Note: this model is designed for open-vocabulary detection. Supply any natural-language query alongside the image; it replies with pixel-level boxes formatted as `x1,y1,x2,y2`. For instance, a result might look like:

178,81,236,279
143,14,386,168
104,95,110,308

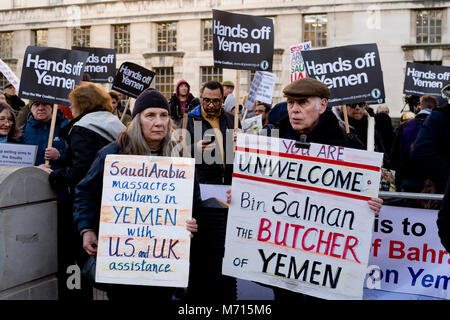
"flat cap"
222,80,235,87
283,77,330,100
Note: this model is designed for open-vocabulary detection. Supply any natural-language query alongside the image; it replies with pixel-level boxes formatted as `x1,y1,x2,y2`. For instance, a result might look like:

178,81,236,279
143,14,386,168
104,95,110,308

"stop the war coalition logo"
18,46,88,106
212,10,274,71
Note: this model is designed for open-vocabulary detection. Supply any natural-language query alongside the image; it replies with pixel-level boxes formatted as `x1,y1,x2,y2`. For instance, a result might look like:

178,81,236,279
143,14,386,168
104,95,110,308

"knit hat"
131,88,170,119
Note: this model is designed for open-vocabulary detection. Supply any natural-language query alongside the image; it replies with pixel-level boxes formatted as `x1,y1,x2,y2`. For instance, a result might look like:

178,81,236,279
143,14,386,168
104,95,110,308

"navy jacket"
73,142,202,234
438,175,450,252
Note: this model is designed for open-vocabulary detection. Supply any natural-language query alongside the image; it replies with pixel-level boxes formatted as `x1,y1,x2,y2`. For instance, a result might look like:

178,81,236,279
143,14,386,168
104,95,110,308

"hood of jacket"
74,111,126,142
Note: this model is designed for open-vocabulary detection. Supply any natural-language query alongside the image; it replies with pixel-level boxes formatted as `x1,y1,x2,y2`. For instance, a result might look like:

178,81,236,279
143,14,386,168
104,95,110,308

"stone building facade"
0,0,449,116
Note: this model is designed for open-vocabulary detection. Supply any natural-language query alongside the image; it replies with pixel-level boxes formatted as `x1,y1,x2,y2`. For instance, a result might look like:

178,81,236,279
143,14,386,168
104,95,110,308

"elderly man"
19,100,68,167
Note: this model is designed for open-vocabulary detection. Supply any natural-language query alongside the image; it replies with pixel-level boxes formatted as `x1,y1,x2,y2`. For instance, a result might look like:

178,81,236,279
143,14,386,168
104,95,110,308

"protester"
109,91,131,126
18,101,68,167
182,80,240,185
72,88,198,300
3,83,25,113
376,105,390,114
391,95,438,193
169,79,200,123
254,101,271,127
116,91,132,117
38,82,126,300
374,111,395,156
438,175,450,252
410,85,450,195
0,102,21,143
222,80,234,100
230,77,383,302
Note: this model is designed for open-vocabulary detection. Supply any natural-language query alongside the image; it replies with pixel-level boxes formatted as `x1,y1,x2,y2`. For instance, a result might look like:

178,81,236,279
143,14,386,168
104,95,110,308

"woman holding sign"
73,88,199,300
0,102,21,143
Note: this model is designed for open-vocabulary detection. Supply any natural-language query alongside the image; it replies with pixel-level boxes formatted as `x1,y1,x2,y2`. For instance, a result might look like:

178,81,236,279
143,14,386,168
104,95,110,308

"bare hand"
44,147,60,161
82,231,98,256
226,188,231,204
37,163,53,174
196,139,216,152
186,218,198,238
368,197,383,217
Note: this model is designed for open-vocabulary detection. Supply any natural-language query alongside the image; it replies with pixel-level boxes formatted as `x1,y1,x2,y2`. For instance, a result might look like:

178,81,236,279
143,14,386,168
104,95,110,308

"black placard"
111,62,156,98
403,62,450,97
72,46,116,83
301,43,385,107
212,9,274,71
18,46,88,106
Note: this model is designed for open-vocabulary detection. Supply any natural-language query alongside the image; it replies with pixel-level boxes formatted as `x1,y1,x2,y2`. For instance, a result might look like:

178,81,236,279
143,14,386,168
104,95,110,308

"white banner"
365,205,449,300
223,133,383,300
0,143,37,166
0,59,20,91
96,154,195,287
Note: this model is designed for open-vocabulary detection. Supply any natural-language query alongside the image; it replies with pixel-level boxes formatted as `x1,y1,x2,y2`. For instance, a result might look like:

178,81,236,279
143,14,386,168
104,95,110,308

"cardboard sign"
18,46,88,106
0,143,37,166
301,43,385,107
289,41,312,82
0,59,20,90
403,62,450,97
365,205,449,300
244,71,276,116
112,62,155,98
223,133,383,300
72,46,116,83
212,9,274,71
96,154,195,287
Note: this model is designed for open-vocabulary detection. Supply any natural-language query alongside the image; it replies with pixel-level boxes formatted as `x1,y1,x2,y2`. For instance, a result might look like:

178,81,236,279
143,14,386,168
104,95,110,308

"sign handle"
121,97,131,122
181,109,189,156
233,71,241,149
367,116,375,151
45,105,59,166
342,105,350,134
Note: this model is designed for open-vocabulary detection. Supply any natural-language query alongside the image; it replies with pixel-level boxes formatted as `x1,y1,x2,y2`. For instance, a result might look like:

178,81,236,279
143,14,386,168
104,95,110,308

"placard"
95,154,195,287
0,143,37,166
289,41,312,82
0,58,20,90
212,9,274,71
223,133,383,300
18,46,88,106
244,71,276,115
403,62,450,97
301,43,385,107
112,62,156,98
72,46,116,83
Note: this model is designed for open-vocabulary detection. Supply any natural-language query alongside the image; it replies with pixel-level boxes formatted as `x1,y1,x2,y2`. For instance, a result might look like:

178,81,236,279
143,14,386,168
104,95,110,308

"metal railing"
379,191,444,201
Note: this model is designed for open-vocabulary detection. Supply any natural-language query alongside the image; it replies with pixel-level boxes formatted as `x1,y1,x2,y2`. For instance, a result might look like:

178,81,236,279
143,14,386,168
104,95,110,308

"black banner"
212,9,274,71
301,43,385,107
72,46,116,83
18,46,88,106
403,62,450,97
111,62,155,98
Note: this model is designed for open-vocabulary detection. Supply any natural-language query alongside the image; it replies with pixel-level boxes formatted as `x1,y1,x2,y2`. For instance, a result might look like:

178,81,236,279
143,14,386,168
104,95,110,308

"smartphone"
204,133,216,144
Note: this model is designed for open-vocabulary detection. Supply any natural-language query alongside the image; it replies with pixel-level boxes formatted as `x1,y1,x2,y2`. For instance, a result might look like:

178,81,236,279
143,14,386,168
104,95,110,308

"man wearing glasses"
182,80,239,185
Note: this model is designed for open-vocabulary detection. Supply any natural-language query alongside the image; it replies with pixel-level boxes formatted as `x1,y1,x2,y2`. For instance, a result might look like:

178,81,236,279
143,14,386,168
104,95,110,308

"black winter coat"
169,93,200,121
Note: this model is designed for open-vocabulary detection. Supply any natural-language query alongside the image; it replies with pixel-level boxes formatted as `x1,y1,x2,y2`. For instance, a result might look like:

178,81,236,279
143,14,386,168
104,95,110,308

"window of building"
416,9,442,44
202,19,213,51
0,32,13,59
200,66,223,86
303,14,327,47
157,22,177,52
32,29,48,47
72,26,91,47
113,24,130,54
154,67,174,99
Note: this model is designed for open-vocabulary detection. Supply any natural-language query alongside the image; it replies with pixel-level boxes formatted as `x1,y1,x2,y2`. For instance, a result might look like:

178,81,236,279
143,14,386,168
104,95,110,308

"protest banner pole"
45,105,59,166
181,110,189,156
342,105,350,134
367,116,375,151
121,97,131,122
234,70,241,131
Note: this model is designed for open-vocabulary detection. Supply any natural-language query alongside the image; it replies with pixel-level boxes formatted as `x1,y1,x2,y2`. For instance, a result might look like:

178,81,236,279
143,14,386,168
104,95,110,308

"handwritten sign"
96,154,195,287
365,206,450,300
0,143,37,166
244,71,276,116
289,41,311,82
222,133,383,300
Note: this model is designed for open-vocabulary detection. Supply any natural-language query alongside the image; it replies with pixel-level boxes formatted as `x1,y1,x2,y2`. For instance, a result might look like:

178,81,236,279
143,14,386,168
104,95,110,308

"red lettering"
290,223,305,249
342,235,361,263
388,240,405,259
329,232,345,259
275,221,288,246
302,228,317,251
257,218,272,242
316,229,333,255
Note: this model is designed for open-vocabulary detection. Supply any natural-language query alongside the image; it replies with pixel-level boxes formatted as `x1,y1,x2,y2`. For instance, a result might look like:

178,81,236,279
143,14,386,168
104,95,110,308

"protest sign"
244,71,276,117
365,205,449,300
242,114,263,134
95,154,195,287
223,133,383,300
18,46,88,106
72,46,116,83
289,41,312,82
403,62,450,97
212,10,274,71
112,62,155,98
0,59,20,90
301,43,385,107
0,143,37,166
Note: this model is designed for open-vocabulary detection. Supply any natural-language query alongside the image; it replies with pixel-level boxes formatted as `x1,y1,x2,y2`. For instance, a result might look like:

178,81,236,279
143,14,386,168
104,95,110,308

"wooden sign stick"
342,105,350,134
120,97,131,122
45,105,59,166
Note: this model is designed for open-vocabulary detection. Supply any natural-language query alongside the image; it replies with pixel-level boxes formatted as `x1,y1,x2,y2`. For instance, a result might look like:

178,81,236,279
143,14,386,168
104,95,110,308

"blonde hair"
69,82,113,115
117,115,182,157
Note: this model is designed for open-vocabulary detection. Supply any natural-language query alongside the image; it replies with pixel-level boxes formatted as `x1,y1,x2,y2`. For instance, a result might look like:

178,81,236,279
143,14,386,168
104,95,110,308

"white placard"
0,143,37,166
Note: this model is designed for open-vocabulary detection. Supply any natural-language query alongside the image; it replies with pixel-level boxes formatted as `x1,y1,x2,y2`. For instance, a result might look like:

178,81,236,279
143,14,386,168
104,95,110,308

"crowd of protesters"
0,74,449,301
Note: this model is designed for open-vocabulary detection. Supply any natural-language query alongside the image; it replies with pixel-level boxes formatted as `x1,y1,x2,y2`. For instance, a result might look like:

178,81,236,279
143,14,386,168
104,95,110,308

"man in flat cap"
222,80,235,100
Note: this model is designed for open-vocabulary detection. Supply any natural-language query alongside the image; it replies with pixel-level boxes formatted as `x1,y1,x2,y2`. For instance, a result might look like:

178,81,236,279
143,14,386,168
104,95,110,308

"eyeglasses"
0,118,13,124
202,97,222,105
